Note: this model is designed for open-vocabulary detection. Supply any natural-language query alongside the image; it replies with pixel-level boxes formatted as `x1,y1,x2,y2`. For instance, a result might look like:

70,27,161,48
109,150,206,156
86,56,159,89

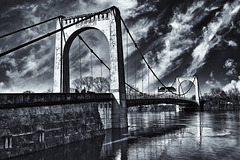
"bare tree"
23,90,34,93
46,87,53,93
83,76,94,91
72,77,83,90
72,76,109,93
93,77,110,93
210,87,223,97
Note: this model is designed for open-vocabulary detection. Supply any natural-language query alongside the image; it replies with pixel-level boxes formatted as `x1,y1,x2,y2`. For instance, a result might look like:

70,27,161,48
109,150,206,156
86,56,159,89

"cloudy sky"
0,0,240,95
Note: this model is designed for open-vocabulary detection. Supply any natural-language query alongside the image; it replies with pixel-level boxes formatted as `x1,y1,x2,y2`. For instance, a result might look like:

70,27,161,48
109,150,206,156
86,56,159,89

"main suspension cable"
126,29,129,93
147,65,149,94
199,87,203,99
142,63,143,93
78,37,82,90
180,82,185,97
77,35,110,71
125,83,142,94
0,16,63,39
170,78,176,87
120,17,167,88
59,18,67,43
178,77,196,96
120,16,191,96
77,34,141,94
0,6,114,58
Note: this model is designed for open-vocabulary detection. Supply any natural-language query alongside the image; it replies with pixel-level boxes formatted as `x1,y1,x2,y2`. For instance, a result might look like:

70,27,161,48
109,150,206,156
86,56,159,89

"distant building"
158,87,176,93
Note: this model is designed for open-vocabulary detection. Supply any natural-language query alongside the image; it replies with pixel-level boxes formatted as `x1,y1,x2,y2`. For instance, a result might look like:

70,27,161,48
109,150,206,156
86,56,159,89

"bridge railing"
0,93,113,108
126,92,196,102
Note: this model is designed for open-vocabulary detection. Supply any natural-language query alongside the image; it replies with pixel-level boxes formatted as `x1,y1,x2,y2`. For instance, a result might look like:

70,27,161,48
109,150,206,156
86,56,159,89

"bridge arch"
62,27,109,92
53,6,127,128
176,76,200,105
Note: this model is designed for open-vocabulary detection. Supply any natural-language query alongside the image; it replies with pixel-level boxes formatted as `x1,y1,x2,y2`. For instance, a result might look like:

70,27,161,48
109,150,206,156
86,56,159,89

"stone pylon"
53,6,127,128
176,76,200,105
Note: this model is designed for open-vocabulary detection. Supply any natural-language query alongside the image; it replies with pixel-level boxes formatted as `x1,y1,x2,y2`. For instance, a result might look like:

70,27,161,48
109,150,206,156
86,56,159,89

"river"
12,111,240,160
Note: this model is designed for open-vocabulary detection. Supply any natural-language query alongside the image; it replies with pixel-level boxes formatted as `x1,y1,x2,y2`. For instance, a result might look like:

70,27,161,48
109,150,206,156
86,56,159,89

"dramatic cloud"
227,40,238,47
205,71,221,88
155,1,203,78
185,0,240,76
0,82,4,89
76,0,138,19
223,77,240,93
223,59,237,76
224,59,236,68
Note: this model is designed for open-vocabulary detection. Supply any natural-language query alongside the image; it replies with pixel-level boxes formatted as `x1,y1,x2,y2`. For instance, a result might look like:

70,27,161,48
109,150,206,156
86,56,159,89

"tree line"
72,76,110,93
202,87,240,110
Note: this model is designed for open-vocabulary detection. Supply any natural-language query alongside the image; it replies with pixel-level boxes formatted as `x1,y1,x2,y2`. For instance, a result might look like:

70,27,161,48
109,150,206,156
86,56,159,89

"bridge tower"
53,6,127,128
176,76,200,105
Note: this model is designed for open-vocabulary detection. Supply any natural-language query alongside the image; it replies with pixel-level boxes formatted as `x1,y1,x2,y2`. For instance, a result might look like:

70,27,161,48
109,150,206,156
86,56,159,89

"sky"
0,0,240,95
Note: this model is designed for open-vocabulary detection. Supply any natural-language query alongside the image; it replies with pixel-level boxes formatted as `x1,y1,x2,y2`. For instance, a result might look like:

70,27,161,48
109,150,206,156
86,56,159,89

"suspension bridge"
0,6,203,127
0,6,205,158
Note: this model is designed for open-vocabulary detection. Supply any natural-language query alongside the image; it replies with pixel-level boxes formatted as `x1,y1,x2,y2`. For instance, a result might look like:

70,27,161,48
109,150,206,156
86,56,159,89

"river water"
12,111,240,160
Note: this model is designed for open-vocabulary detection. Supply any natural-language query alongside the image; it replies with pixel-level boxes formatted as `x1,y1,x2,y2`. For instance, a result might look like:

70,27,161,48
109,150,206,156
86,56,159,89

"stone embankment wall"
0,93,112,160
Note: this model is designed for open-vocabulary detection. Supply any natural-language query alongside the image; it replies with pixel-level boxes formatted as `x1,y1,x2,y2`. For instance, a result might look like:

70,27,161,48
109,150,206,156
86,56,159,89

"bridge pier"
0,93,108,160
98,98,127,129
98,102,112,129
111,98,127,128
176,76,200,106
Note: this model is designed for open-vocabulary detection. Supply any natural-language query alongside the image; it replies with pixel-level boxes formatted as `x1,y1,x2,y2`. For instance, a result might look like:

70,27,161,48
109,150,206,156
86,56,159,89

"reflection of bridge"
0,6,202,159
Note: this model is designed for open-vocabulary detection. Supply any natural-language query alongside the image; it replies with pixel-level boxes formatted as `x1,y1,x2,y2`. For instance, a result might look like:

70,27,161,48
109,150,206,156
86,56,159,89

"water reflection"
99,129,128,160
11,111,240,160
12,136,105,160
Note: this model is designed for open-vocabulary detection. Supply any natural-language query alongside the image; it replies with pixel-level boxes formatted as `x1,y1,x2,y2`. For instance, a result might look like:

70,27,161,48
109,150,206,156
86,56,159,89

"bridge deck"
0,93,199,109
0,93,113,108
126,94,199,107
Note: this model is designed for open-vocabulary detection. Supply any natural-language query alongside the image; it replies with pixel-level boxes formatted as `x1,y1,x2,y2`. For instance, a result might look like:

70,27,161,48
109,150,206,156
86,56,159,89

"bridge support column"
176,105,180,112
53,17,65,93
176,76,200,106
110,7,127,128
53,7,127,129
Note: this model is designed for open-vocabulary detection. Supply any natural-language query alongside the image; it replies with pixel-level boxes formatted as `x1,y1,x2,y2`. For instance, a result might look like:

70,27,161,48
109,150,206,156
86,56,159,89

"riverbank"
203,103,240,111
202,97,240,111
